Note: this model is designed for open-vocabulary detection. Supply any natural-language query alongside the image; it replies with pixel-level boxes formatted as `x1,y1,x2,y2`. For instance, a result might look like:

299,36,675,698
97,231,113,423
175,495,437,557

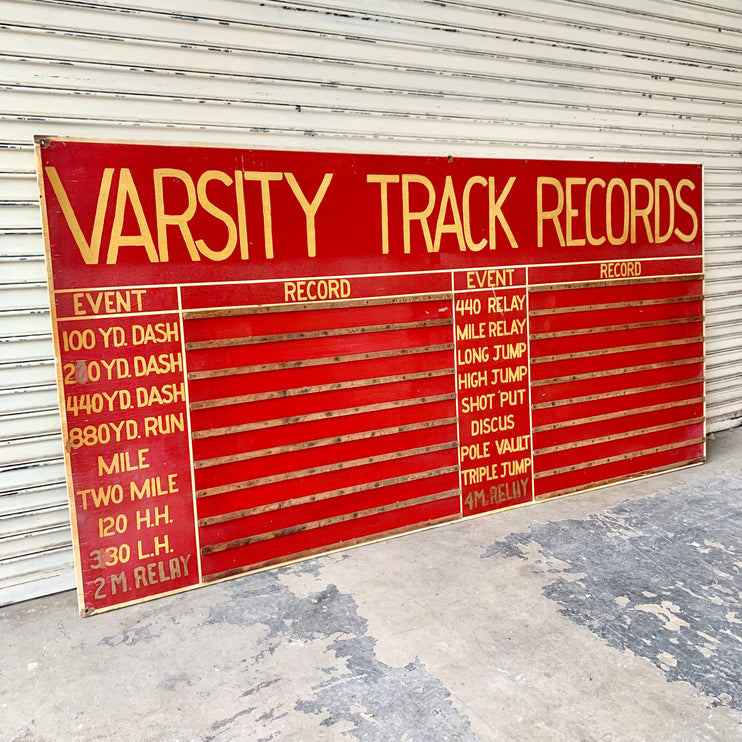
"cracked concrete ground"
3,427,741,741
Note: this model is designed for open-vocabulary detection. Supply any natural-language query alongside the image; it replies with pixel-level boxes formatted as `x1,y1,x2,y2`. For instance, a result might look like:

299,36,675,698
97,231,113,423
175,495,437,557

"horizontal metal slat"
5,117,742,170
0,434,64,468
0,232,45,259
22,0,740,78
705,303,742,327
704,203,742,221
705,244,742,262
6,55,742,129
0,522,72,561
580,0,742,24
0,547,75,607
0,201,41,231
705,353,742,383
288,0,742,47
0,333,54,365
0,409,61,439
0,361,56,391
0,283,51,313
5,0,742,95
7,107,742,164
6,81,742,149
0,144,36,174
0,483,68,518
0,255,47,284
0,504,71,540
4,53,742,151
0,310,52,338
0,458,66,493
0,172,39,201
707,406,742,431
706,375,742,399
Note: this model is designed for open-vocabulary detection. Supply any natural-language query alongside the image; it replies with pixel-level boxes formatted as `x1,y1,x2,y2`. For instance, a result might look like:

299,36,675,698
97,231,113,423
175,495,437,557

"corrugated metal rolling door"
1,0,741,604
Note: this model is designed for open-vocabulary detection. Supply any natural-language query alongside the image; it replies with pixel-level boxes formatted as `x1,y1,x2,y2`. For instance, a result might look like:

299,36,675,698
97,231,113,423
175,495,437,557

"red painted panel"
529,299,704,335
531,361,704,406
530,341,704,382
190,375,456,434
199,471,460,550
531,381,704,429
528,257,703,285
188,348,455,405
534,440,705,499
200,496,460,579
530,320,704,359
192,398,456,463
528,278,703,312
453,267,527,291
185,324,454,373
196,447,460,522
55,286,179,319
36,137,704,613
38,140,703,291
181,272,453,310
183,299,451,343
534,421,704,475
193,423,460,494
54,312,199,613
454,287,532,516
532,399,705,451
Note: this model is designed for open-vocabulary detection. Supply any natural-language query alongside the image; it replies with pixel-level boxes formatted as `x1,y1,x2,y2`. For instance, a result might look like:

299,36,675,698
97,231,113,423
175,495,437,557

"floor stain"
482,474,742,711
205,562,477,741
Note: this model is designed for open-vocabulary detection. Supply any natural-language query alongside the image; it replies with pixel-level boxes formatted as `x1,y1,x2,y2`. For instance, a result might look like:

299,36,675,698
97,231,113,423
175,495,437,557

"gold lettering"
433,175,465,252
654,178,674,243
488,176,518,248
153,169,198,262
585,178,606,246
402,174,435,253
537,177,565,247
565,177,586,246
195,170,238,261
367,174,399,254
234,169,249,259
45,166,114,265
674,179,698,243
606,178,629,246
462,176,487,251
284,172,333,258
243,171,283,259
109,169,158,264
631,178,654,243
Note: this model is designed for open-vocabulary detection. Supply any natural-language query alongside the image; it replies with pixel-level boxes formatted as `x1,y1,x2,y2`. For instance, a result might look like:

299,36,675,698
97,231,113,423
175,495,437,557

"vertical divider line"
525,266,536,502
450,270,464,517
178,286,203,583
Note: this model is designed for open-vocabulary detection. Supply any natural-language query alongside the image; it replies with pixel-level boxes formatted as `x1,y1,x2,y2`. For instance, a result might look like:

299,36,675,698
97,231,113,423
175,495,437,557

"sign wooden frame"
35,137,705,614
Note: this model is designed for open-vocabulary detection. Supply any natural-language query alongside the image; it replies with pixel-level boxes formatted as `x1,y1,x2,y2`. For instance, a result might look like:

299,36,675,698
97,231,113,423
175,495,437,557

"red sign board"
36,138,705,614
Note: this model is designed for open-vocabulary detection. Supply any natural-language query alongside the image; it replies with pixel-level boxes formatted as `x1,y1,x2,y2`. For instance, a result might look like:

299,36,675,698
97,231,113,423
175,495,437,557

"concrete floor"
3,427,741,742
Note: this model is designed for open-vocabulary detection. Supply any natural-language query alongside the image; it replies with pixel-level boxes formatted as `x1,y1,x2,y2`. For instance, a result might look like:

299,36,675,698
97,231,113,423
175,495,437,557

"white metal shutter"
1,0,741,604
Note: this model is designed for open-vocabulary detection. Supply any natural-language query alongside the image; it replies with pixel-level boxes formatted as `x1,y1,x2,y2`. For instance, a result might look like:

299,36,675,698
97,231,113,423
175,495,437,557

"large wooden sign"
35,138,705,614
